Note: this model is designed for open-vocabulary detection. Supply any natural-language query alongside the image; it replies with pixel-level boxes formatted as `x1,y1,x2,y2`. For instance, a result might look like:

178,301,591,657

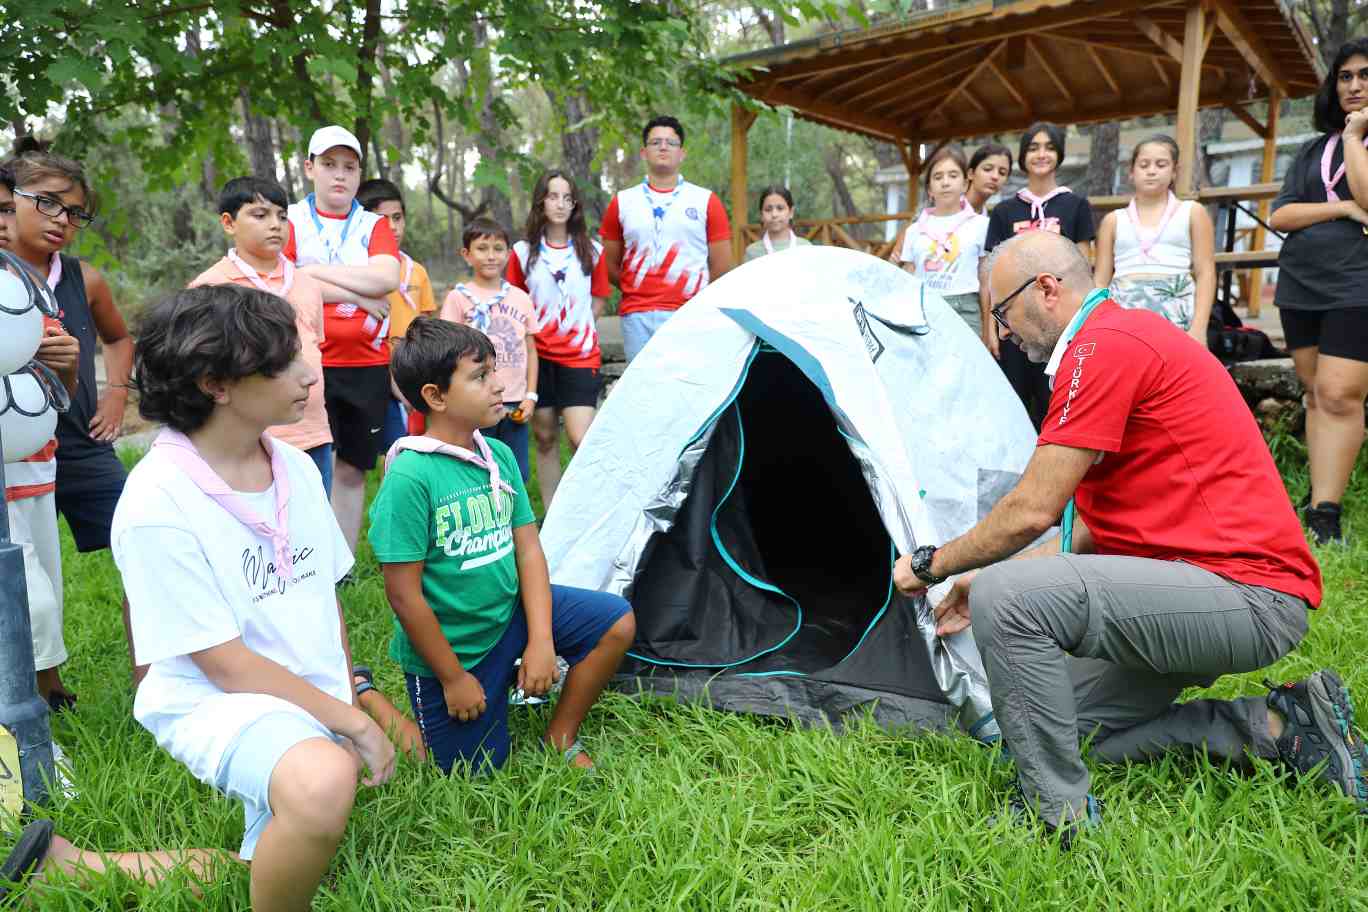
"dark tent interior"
627,350,895,677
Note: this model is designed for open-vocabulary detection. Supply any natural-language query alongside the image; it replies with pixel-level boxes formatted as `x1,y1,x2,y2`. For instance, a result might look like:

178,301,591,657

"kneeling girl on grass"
368,316,635,774
1,285,405,910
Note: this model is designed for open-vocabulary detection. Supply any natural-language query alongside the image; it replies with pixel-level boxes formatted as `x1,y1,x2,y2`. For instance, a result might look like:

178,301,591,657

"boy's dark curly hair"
392,315,495,415
134,284,299,433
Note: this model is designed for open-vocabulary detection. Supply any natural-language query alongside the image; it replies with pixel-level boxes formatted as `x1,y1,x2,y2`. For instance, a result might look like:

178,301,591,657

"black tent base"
611,671,955,733
621,349,954,723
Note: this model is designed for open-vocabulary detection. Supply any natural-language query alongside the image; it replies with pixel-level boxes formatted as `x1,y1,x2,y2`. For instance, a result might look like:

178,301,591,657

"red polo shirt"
1038,301,1321,607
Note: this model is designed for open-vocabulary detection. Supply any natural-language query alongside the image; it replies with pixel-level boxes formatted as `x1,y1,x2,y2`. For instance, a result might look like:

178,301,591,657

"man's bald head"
986,230,1094,296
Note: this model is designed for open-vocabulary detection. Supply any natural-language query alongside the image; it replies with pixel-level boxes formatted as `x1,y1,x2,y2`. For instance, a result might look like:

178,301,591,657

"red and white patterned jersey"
600,178,731,316
507,239,611,368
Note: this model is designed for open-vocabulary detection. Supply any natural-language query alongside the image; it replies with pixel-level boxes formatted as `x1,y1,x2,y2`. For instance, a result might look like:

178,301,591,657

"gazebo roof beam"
736,0,1165,87
761,82,908,143
1134,14,1184,62
866,63,999,116
1226,102,1270,138
842,45,985,109
1207,0,1290,95
910,41,1005,132
1085,43,1122,97
1049,32,1233,77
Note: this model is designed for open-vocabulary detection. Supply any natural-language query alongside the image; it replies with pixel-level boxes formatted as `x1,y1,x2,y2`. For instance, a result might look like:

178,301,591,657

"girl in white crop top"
1094,134,1215,342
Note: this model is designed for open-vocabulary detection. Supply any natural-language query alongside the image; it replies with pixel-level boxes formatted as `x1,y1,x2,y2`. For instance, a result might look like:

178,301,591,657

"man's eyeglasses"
13,188,95,229
645,138,681,149
990,274,1061,332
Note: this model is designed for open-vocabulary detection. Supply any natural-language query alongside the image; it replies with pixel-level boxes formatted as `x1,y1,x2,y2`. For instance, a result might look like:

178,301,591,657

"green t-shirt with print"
366,439,536,677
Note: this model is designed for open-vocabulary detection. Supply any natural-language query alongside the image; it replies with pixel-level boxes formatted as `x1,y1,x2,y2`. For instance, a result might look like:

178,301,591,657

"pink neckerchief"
1321,133,1368,202
396,252,416,313
227,248,294,296
1126,192,1182,259
912,198,976,253
762,230,797,254
153,428,294,582
384,433,515,499
45,253,61,291
1017,186,1071,223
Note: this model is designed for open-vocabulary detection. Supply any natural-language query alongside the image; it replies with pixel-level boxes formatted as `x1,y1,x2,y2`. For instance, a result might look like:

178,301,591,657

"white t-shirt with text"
112,441,354,785
898,211,990,297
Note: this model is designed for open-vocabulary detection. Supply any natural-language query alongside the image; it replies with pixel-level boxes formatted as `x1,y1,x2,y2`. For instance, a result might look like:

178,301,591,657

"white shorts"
6,492,67,671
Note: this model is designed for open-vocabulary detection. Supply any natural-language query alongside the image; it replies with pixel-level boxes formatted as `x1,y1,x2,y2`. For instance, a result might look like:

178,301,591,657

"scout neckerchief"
762,230,798,255
45,252,61,291
453,281,509,333
384,434,515,507
911,198,976,258
1017,186,1071,224
153,428,295,582
1055,287,1111,555
227,248,294,297
1321,133,1368,202
1125,192,1181,260
642,176,685,246
305,193,360,264
537,238,577,324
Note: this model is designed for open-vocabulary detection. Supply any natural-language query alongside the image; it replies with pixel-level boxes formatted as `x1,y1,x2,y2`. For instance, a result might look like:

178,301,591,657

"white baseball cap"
307,125,363,158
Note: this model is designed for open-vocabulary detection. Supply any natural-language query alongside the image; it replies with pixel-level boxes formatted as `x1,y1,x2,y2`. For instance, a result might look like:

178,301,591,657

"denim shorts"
212,711,339,860
405,584,630,775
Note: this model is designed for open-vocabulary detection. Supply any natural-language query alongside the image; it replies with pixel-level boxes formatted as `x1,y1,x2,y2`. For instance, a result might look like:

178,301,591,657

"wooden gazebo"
725,0,1324,288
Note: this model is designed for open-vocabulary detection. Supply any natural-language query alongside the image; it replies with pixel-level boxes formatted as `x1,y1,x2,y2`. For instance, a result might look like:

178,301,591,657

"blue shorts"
381,398,408,452
306,443,334,497
483,405,531,482
212,711,340,861
620,310,674,362
54,448,128,552
405,584,630,774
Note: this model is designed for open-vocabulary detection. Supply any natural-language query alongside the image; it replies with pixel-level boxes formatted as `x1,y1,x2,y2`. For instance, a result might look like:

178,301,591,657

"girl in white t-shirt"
1094,134,1216,343
0,285,410,907
897,144,990,334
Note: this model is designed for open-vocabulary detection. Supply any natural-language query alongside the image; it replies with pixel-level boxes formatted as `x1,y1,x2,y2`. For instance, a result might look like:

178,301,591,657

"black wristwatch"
910,545,946,585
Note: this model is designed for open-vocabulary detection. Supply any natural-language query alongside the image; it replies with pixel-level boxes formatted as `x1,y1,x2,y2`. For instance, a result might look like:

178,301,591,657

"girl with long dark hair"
506,168,610,509
965,143,1013,214
1269,37,1368,544
744,185,811,261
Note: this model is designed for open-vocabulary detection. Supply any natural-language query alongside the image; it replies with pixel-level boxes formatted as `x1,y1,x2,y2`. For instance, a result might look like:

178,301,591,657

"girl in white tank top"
1094,135,1216,341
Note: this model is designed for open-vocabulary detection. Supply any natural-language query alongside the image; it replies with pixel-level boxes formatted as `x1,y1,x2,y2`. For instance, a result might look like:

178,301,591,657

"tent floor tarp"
617,349,951,728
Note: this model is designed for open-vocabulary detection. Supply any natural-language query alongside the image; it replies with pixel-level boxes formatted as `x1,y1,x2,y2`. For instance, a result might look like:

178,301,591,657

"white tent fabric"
542,246,1039,726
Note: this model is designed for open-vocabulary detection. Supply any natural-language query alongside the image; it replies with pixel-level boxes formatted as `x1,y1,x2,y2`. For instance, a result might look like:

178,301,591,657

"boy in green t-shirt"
367,316,634,773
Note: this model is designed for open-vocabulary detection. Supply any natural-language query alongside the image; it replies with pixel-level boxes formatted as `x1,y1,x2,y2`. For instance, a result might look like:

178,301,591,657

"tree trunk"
1083,122,1120,197
825,145,862,238
352,0,383,175
1194,107,1226,190
240,88,277,179
554,89,605,222
279,120,299,199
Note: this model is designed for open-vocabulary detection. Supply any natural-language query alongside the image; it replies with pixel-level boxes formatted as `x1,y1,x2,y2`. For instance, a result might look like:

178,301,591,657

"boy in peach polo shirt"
438,217,537,481
189,176,335,492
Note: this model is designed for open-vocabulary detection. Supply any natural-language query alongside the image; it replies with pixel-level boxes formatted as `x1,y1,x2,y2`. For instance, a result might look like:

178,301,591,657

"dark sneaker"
992,787,1102,849
1267,670,1368,806
1304,501,1344,546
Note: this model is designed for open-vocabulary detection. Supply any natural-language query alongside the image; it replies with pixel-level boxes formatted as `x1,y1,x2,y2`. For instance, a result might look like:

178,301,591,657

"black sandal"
0,819,54,901
352,665,375,698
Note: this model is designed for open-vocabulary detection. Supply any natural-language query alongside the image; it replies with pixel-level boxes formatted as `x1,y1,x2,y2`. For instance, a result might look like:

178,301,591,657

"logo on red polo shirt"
1059,344,1096,425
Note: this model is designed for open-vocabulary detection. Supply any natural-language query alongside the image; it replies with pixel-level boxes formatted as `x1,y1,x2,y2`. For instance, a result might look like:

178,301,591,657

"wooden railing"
741,183,1284,314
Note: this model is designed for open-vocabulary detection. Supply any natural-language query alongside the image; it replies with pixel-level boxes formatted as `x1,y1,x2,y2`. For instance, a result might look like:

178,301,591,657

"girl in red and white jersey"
506,169,611,509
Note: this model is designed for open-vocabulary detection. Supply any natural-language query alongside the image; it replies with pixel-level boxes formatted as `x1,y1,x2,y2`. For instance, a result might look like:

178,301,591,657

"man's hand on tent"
932,574,976,636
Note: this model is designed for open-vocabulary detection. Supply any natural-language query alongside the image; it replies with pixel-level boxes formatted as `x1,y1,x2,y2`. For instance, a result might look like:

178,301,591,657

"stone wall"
1230,358,1368,429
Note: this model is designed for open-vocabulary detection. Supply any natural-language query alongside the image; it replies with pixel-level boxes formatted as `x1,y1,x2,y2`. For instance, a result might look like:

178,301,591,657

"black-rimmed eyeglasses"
13,188,95,228
990,274,1061,332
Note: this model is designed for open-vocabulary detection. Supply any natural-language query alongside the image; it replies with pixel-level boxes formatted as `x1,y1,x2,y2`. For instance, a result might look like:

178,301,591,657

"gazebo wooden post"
899,143,922,213
1174,2,1207,196
1247,90,1281,317
730,103,758,264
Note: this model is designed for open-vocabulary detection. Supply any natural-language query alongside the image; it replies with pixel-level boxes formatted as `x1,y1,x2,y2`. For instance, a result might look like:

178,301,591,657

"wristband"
526,392,539,403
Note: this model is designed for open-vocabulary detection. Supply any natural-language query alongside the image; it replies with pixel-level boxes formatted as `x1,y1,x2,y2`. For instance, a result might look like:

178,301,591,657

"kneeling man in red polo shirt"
895,230,1363,841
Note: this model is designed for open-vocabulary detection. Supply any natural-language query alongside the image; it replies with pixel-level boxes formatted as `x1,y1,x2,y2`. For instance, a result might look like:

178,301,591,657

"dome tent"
541,246,1038,734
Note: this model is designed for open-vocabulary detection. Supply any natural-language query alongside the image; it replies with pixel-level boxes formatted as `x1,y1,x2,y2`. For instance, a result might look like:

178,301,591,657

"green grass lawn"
11,433,1368,910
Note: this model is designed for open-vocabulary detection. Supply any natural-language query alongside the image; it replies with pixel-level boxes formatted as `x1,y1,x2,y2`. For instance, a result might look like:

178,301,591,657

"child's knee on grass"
268,739,358,841
603,610,636,653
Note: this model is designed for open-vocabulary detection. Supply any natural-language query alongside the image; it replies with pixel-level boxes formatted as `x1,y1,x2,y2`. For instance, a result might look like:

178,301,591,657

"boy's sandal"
560,740,597,776
352,665,375,698
0,819,54,901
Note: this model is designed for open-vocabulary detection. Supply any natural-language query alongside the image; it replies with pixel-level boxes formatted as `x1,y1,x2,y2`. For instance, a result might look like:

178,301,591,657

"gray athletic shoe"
1267,670,1368,806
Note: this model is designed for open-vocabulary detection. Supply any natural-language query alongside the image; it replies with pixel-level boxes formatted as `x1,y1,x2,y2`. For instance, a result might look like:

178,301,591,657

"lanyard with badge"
1055,287,1110,554
305,193,360,264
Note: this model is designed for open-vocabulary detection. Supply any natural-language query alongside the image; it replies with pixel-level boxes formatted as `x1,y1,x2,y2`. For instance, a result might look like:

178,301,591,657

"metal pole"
0,260,56,814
